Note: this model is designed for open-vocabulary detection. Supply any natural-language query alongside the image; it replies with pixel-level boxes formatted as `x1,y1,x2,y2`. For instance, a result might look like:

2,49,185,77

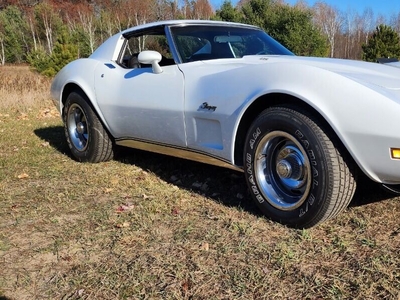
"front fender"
51,58,113,133
233,62,400,183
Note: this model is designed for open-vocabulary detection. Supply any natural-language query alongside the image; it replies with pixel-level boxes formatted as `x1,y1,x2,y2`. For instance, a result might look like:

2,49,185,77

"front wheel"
64,91,114,163
244,106,356,228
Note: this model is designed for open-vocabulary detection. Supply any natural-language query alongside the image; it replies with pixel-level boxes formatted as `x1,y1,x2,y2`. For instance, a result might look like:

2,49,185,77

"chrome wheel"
64,91,114,162
245,107,356,227
254,131,311,211
67,103,89,151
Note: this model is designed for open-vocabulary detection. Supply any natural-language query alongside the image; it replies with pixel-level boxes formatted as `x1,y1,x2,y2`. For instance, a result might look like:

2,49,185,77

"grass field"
0,65,399,299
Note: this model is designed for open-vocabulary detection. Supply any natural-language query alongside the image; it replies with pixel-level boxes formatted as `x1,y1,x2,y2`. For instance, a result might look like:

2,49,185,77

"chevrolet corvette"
51,20,400,228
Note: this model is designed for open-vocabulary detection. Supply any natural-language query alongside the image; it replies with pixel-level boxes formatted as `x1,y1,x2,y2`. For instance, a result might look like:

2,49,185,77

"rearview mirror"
214,35,243,43
138,50,163,74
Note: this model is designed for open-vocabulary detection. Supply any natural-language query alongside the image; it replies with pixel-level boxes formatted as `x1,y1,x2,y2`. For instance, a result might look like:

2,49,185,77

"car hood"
243,55,400,90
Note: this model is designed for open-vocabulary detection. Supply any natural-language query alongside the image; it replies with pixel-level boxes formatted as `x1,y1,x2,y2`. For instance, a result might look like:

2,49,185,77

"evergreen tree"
0,6,28,63
214,1,242,22
362,24,400,62
26,46,52,74
28,30,78,76
71,25,94,58
240,0,328,56
50,31,79,73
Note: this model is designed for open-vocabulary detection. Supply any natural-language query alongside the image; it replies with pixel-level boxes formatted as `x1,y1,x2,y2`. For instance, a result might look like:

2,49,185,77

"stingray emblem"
200,102,217,111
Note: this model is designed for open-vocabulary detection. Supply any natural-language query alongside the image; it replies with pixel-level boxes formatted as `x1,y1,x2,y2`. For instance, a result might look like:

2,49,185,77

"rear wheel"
244,106,356,228
64,91,114,163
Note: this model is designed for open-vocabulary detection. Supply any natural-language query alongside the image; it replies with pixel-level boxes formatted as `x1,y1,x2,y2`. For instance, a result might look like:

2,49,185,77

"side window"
120,34,175,69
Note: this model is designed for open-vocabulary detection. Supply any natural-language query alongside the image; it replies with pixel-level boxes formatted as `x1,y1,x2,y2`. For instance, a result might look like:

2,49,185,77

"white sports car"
51,20,400,228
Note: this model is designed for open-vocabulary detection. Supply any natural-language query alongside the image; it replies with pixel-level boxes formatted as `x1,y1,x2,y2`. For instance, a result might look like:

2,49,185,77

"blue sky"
210,0,400,18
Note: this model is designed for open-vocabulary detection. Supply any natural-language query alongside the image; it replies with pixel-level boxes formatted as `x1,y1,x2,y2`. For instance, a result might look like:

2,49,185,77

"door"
94,62,186,147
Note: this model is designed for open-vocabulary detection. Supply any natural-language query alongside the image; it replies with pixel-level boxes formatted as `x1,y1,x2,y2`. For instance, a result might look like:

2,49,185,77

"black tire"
63,90,114,163
244,106,356,228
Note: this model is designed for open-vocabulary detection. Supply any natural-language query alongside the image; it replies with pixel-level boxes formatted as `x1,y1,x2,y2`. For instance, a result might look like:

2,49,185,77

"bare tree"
293,0,308,10
34,2,58,54
376,14,388,27
183,0,213,19
389,12,400,35
313,2,342,58
0,13,5,65
0,36,5,65
27,13,38,51
193,0,213,19
362,8,374,43
340,7,377,60
78,8,96,54
154,0,181,20
343,8,357,59
98,10,115,42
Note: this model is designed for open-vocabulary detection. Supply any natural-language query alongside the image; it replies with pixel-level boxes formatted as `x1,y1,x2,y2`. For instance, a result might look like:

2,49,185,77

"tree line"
1,0,400,75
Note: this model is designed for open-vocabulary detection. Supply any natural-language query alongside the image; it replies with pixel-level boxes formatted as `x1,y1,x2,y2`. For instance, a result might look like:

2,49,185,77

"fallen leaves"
142,193,153,200
104,187,114,194
10,204,20,210
115,221,130,228
9,141,30,153
191,181,209,192
0,108,57,124
200,242,210,251
63,289,85,299
236,193,244,199
0,113,10,124
115,203,135,213
17,112,29,121
171,207,179,215
113,194,157,229
114,203,134,228
17,173,29,179
38,107,59,119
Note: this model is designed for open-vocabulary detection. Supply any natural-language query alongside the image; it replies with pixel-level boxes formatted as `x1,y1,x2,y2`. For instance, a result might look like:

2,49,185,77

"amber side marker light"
391,148,400,159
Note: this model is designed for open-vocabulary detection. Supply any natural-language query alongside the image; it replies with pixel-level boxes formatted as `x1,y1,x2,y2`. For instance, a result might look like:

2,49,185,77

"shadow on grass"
32,125,396,215
32,125,261,216
116,147,263,217
34,125,71,158
349,173,397,208
114,147,395,213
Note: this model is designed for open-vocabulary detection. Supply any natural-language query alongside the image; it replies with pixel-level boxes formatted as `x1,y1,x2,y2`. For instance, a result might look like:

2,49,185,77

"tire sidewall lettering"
244,111,325,223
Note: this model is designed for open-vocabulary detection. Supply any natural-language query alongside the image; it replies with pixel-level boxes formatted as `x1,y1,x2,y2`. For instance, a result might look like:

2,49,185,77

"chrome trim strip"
116,138,243,172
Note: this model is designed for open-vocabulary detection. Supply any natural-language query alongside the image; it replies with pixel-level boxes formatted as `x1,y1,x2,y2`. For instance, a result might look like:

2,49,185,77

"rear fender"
51,58,113,133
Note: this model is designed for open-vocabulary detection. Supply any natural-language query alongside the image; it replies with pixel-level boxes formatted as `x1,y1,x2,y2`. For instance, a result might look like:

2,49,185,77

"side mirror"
138,50,163,74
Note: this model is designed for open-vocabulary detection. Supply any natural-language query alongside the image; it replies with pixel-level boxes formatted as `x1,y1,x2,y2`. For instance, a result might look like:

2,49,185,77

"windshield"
170,25,294,63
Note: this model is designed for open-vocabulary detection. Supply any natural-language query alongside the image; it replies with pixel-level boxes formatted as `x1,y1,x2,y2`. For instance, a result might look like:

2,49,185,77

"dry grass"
0,65,52,111
0,65,399,299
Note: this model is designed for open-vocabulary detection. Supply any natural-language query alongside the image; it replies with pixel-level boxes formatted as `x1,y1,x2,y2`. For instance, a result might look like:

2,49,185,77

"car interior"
118,24,292,68
119,28,175,69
